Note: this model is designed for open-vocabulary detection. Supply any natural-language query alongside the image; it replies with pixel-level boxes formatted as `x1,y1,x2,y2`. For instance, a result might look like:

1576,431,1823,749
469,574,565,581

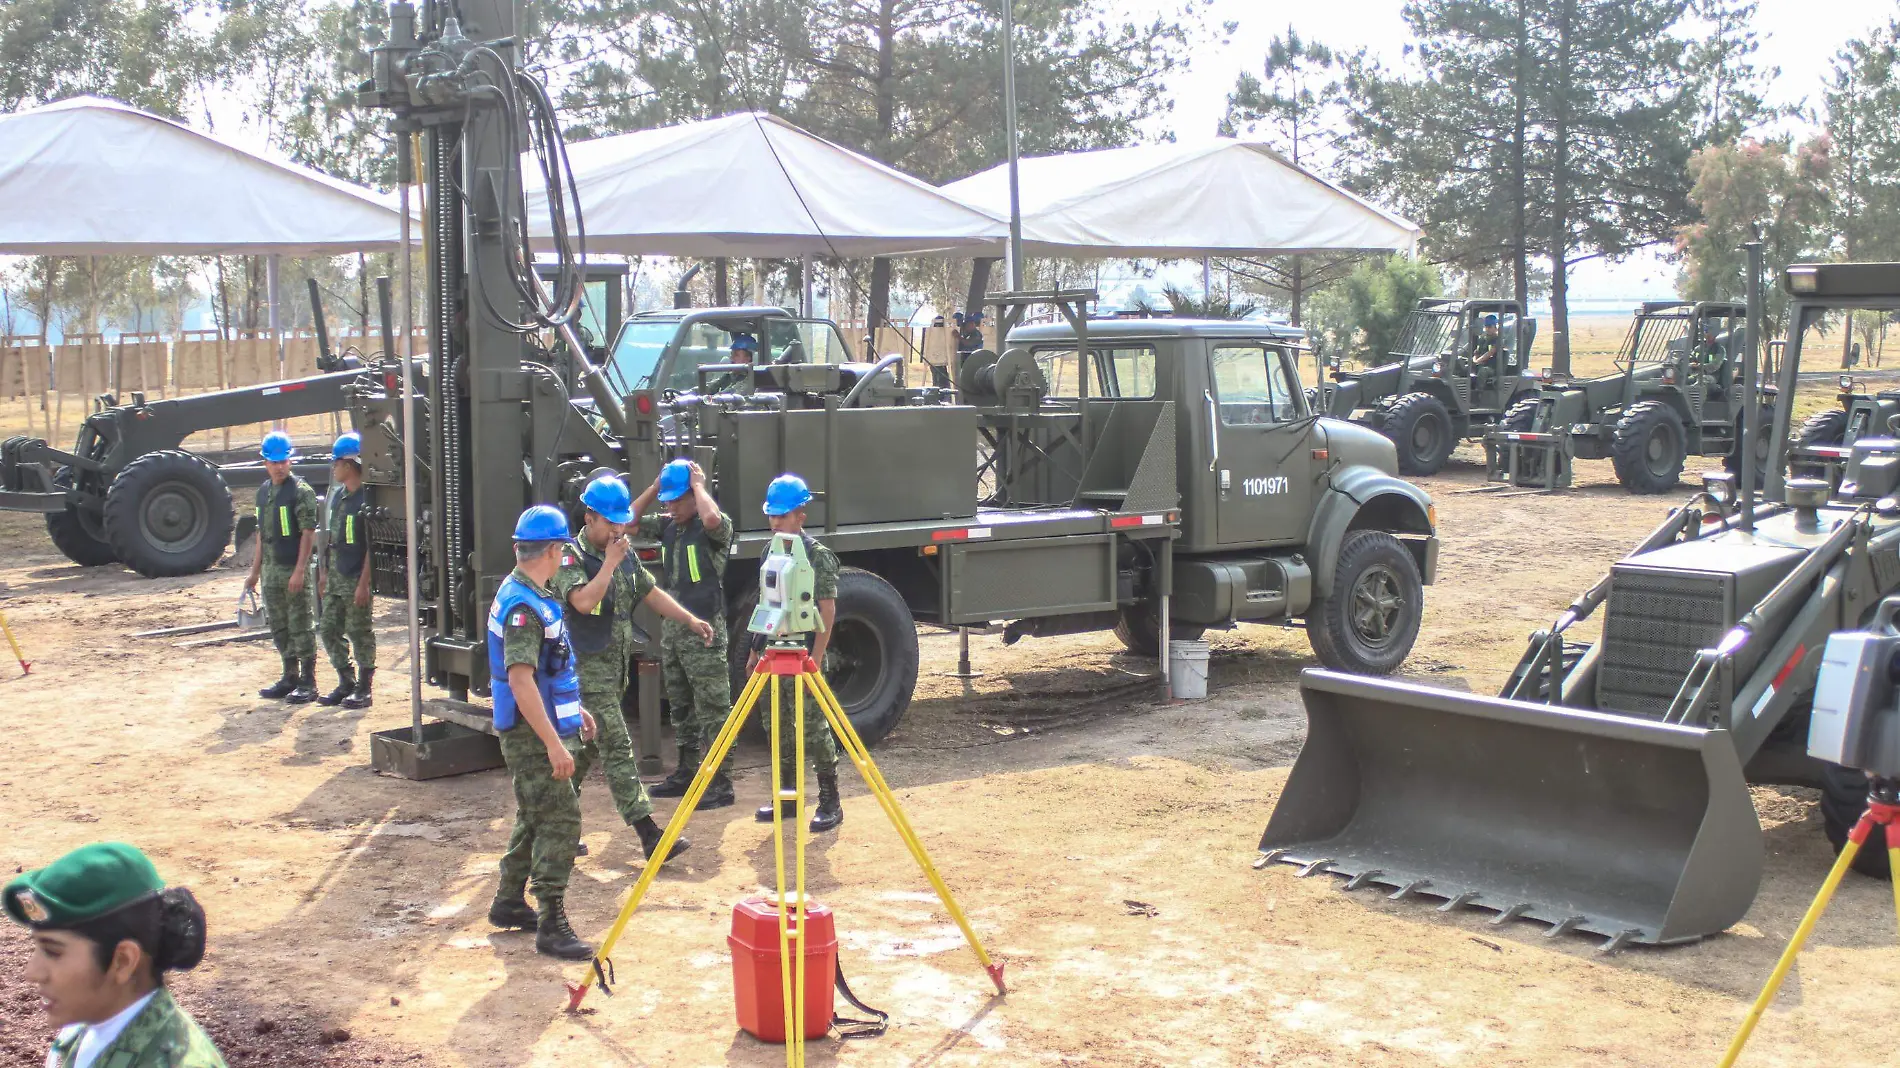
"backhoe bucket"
1259,670,1763,949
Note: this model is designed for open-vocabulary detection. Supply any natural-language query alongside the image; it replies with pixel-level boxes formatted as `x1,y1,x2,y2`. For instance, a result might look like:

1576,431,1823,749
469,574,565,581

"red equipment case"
729,896,837,1041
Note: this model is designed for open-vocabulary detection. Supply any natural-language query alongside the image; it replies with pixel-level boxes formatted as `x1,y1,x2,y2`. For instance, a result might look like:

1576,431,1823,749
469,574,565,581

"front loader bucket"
1259,670,1763,949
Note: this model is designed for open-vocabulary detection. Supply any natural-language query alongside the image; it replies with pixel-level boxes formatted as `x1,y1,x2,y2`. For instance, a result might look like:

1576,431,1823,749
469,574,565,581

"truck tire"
1382,392,1454,476
44,469,118,567
1112,602,1206,658
1795,408,1848,448
1819,763,1891,880
1499,396,1540,433
102,450,234,577
1305,530,1423,675
1610,400,1686,494
1724,404,1776,488
725,567,919,747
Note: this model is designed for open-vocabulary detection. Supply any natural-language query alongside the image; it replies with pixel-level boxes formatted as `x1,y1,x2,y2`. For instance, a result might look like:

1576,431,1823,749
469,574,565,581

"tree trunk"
1511,0,1531,312
868,256,892,335
966,258,995,316
1547,0,1575,375
1290,255,1305,326
714,258,729,306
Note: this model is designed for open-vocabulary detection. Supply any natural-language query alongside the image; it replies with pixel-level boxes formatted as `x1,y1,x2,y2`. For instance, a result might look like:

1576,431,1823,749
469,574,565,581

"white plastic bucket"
1168,639,1210,700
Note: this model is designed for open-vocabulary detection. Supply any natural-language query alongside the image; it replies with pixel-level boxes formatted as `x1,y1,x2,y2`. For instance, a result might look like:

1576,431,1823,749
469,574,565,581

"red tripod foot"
985,961,1007,995
564,981,589,1013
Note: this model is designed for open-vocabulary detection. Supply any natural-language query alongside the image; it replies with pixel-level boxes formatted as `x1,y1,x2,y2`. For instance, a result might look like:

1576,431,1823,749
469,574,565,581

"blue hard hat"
260,431,295,463
655,459,693,502
730,333,758,352
1483,314,1500,326
763,473,813,516
331,432,362,462
580,475,634,524
513,504,570,543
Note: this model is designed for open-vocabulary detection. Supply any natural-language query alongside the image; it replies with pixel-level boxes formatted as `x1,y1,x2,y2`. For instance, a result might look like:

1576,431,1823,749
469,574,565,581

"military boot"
634,815,690,861
342,667,374,709
647,743,700,798
699,770,735,809
318,664,356,706
755,797,799,824
258,654,298,699
535,897,594,961
486,892,537,930
810,771,844,833
286,657,319,704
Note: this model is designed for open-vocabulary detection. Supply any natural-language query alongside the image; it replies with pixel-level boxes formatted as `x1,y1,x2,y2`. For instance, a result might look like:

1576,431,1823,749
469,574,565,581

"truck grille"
1597,569,1730,719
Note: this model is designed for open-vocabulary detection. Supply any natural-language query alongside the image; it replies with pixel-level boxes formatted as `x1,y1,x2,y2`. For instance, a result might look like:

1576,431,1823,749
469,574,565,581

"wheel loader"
1788,374,1900,485
1483,300,1757,493
1260,260,1900,950
1317,299,1539,476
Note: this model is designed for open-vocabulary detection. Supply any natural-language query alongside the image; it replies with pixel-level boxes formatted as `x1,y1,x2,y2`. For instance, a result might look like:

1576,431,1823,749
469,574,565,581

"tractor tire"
1610,400,1687,494
1795,408,1848,448
43,469,117,567
725,566,919,747
1113,602,1206,658
1306,530,1423,676
1819,763,1892,880
1381,392,1455,476
102,450,234,577
1499,396,1540,434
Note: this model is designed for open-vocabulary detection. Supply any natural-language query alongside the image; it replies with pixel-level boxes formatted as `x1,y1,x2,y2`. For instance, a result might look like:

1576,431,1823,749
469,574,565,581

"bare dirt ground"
5,450,1900,1065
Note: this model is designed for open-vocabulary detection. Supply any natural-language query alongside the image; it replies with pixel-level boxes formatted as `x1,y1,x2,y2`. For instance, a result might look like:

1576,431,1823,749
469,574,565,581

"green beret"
3,842,165,930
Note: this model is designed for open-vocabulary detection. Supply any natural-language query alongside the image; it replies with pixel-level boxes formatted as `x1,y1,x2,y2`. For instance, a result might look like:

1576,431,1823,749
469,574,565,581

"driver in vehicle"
1697,320,1730,395
1470,314,1504,392
708,332,758,392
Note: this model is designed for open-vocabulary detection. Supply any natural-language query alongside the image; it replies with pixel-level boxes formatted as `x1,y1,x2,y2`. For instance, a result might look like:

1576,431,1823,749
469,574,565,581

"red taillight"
633,392,655,416
635,547,660,562
384,371,399,391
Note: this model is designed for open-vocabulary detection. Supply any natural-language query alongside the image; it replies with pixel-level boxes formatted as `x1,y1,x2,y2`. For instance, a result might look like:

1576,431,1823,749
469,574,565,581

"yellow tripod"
1716,782,1900,1066
566,644,1007,1066
0,605,29,676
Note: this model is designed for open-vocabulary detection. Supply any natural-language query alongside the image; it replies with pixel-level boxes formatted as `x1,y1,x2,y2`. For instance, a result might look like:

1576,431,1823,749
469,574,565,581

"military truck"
1318,298,1538,476
1484,301,1757,492
1787,374,1900,484
1260,260,1900,953
333,0,1439,756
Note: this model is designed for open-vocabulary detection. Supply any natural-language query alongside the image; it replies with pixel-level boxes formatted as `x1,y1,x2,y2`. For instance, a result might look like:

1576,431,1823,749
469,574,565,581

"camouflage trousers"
498,726,582,901
261,558,316,660
661,617,732,771
767,671,840,779
573,690,653,824
318,577,376,675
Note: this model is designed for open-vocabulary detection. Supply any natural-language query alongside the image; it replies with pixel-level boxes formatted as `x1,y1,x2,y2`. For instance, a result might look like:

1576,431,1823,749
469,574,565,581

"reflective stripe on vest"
687,544,701,583
345,515,355,544
279,505,291,537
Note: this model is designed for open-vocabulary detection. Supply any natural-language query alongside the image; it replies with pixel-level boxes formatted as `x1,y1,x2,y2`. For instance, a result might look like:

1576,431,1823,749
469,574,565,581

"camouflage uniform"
256,476,318,660
46,988,227,1067
551,540,658,824
768,537,842,779
318,483,376,677
495,569,583,903
639,511,734,768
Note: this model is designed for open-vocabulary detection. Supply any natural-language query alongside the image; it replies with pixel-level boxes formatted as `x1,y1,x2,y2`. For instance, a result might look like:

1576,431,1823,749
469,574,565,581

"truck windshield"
1390,312,1462,359
604,319,680,393
1618,310,1695,369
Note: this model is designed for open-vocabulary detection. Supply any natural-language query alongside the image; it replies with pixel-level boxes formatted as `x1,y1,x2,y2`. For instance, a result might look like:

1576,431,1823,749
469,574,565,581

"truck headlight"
1840,375,1855,391
1786,266,1820,293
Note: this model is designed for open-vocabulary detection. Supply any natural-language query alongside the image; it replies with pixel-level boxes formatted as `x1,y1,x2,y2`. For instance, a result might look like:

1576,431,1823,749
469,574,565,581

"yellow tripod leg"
808,668,1007,994
0,608,28,674
792,674,809,1068
1888,822,1900,938
1716,818,1867,1067
565,667,769,1011
768,674,800,1068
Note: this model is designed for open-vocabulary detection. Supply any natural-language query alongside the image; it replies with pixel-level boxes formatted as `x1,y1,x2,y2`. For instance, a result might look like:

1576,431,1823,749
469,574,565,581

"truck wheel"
44,469,118,567
1610,400,1686,494
103,450,234,577
725,567,919,747
1305,530,1423,675
1113,602,1206,658
1724,405,1776,488
1819,763,1891,880
1382,392,1454,475
1499,396,1540,433
1795,408,1848,448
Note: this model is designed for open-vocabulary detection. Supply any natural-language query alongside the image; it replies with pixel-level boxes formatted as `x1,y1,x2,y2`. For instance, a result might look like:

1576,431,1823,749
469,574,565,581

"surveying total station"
568,524,1006,1065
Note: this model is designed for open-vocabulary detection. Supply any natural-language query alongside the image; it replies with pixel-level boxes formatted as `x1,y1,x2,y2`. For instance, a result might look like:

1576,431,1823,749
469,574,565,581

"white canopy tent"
0,96,409,256
943,140,1420,259
525,112,1005,259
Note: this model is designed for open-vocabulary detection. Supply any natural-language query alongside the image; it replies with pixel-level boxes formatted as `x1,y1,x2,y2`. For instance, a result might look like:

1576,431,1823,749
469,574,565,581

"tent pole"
1002,0,1024,291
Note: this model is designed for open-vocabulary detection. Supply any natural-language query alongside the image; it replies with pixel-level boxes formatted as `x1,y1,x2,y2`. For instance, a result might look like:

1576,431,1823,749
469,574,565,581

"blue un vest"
486,575,584,736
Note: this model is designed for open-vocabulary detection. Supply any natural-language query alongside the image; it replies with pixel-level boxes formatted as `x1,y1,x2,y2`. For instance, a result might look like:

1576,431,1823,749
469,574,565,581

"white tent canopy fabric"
527,112,1005,258
0,96,408,256
944,140,1420,258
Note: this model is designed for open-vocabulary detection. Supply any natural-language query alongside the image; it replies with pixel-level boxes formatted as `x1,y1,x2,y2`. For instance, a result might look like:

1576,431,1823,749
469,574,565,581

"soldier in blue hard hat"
747,473,846,833
7,842,225,1066
243,431,320,703
635,458,739,807
550,474,716,863
487,504,598,960
316,432,376,709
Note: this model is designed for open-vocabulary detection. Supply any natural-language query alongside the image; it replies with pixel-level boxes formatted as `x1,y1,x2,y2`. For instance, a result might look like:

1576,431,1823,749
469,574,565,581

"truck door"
1208,342,1313,547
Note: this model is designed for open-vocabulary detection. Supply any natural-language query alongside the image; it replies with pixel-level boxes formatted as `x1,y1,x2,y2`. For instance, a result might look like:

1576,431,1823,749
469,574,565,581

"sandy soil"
3,445,1898,1067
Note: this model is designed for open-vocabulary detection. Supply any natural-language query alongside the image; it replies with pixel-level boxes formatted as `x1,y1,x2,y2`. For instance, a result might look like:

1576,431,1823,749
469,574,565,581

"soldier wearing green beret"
6,842,225,1068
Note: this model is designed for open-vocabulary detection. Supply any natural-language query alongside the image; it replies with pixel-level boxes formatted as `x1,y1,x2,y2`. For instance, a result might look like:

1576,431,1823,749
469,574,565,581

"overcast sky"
1160,0,1900,299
